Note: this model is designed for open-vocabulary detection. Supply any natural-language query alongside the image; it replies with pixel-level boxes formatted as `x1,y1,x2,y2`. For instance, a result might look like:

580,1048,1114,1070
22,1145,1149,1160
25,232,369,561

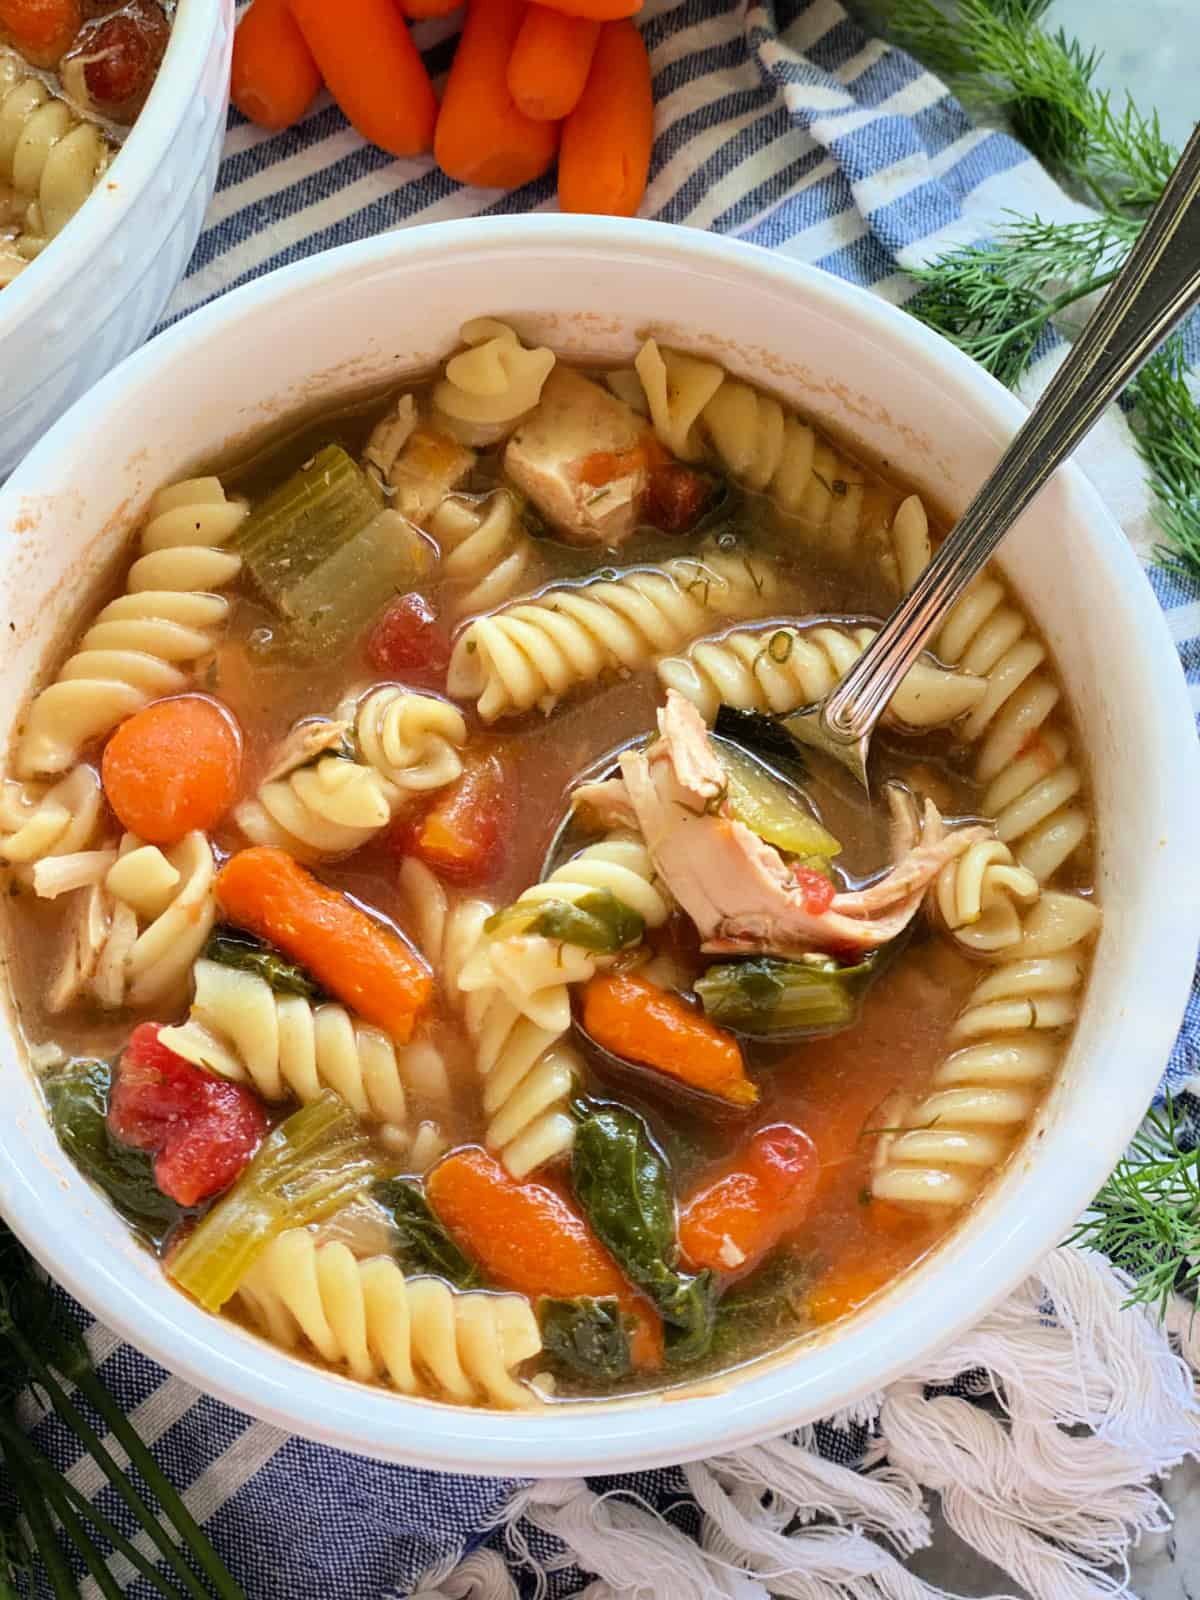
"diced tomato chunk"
643,463,713,534
393,749,516,887
63,0,168,121
366,592,451,679
792,864,835,914
109,1023,267,1207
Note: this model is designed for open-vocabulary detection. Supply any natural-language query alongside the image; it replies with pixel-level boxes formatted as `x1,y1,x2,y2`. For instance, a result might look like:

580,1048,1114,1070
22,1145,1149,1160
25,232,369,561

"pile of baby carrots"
231,0,654,217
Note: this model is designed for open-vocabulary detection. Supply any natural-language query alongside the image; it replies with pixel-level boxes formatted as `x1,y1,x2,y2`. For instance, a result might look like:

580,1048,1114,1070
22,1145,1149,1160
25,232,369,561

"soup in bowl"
0,217,1195,1474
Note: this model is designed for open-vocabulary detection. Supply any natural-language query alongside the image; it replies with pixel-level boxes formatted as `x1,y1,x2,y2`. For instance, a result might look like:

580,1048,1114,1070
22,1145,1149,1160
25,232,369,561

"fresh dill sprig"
0,1223,247,1600
888,6,1200,583
889,0,1177,213
1069,1097,1200,1320
1129,342,1200,578
904,213,1136,386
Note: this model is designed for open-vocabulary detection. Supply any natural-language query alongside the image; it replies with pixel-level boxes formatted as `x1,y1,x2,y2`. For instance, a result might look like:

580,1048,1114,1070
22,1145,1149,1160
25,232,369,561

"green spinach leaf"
539,1296,634,1380
205,926,323,999
571,1102,718,1364
45,1061,181,1246
374,1178,482,1290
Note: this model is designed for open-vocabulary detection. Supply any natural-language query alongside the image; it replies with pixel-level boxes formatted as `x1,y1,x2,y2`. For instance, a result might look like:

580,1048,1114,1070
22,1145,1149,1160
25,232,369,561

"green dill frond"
1069,1097,1200,1320
1129,344,1200,580
888,0,1177,213
903,215,1134,386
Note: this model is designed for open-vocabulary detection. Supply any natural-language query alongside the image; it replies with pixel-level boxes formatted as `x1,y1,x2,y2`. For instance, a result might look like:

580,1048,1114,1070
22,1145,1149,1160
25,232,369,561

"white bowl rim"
3,214,1199,1476
0,0,221,336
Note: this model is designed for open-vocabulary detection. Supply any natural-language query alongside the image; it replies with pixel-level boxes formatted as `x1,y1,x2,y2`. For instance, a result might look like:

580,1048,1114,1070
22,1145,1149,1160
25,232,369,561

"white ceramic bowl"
2,217,1198,1476
0,0,233,479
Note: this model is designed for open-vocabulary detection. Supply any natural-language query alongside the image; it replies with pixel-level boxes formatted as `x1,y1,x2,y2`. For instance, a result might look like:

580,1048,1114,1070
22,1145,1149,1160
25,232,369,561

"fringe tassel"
417,1246,1200,1600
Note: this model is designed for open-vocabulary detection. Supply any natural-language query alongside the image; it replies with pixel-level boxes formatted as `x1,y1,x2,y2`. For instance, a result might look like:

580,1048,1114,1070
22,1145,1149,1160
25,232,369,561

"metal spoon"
788,123,1200,791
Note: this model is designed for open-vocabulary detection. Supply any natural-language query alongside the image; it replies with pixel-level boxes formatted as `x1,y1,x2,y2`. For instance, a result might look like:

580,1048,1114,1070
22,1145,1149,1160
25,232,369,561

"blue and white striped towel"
17,0,1200,1593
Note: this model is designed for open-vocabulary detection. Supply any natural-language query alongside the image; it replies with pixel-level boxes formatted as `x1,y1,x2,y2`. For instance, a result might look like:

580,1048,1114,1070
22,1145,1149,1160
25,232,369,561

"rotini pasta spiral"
430,492,543,621
353,686,467,794
448,551,778,722
0,50,111,259
925,574,1090,881
633,341,928,586
236,691,466,861
433,319,556,448
460,836,670,1032
0,765,104,873
634,339,725,461
16,480,246,778
159,959,451,1159
931,837,1040,955
871,891,1100,1208
235,1229,543,1408
48,831,217,1012
400,859,584,1178
656,620,985,728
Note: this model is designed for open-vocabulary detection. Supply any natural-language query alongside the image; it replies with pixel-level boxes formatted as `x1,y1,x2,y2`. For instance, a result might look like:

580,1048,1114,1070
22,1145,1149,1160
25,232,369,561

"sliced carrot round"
101,695,242,845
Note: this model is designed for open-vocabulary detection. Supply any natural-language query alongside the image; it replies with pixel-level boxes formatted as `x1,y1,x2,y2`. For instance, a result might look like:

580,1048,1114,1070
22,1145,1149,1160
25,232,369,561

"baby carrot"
507,6,600,122
102,696,243,846
534,0,640,20
434,0,560,190
678,1124,819,1277
400,0,461,15
427,1146,664,1369
231,0,322,132
0,0,80,67
289,0,436,158
216,847,432,1041
558,19,653,216
580,971,757,1106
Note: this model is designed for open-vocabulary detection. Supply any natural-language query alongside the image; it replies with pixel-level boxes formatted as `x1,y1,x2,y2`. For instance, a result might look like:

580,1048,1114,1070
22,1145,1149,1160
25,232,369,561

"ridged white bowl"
0,0,232,479
1,217,1197,1475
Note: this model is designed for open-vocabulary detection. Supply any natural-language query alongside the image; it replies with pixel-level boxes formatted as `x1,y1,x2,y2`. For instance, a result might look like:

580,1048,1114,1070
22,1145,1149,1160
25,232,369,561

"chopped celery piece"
485,889,644,953
695,955,875,1036
168,1092,378,1312
281,507,433,652
235,445,382,604
711,736,841,861
713,704,809,788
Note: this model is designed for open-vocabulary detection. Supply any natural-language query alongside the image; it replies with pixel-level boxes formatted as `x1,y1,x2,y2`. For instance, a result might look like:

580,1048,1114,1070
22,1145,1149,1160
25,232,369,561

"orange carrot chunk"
400,0,462,15
805,1257,896,1327
507,6,601,122
534,0,639,21
427,1145,664,1369
434,0,560,190
0,0,80,67
580,971,757,1106
216,847,432,1042
558,18,653,216
101,696,243,846
678,1123,819,1276
289,0,436,158
231,0,322,132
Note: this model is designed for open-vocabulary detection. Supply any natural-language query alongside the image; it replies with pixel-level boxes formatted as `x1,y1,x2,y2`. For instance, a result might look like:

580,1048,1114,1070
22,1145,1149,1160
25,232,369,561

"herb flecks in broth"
0,319,1100,1411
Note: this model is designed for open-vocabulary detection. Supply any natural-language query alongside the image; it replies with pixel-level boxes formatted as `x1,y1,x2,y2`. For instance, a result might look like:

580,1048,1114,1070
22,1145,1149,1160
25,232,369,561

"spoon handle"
820,121,1200,746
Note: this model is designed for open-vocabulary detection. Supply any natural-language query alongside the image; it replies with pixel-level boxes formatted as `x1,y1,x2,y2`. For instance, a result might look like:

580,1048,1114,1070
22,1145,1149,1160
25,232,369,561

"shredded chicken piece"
263,719,353,785
616,690,991,958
